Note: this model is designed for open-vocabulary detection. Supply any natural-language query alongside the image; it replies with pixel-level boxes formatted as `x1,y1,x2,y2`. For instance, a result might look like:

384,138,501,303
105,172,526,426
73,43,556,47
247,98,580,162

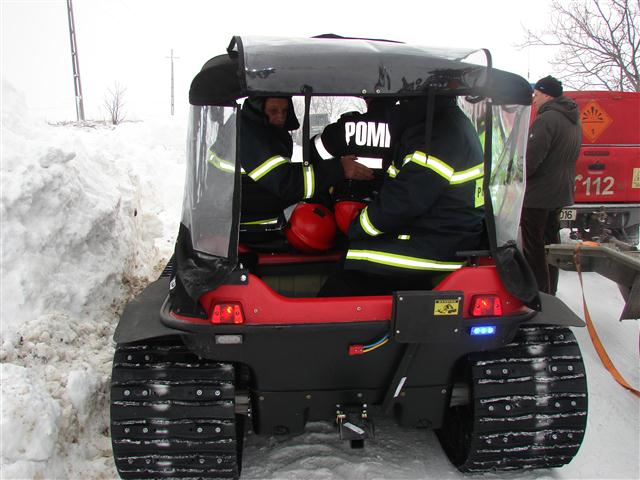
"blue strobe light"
470,325,497,336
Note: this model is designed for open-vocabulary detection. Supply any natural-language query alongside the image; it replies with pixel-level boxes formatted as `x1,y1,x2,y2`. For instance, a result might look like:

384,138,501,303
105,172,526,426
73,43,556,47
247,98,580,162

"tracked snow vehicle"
110,36,589,479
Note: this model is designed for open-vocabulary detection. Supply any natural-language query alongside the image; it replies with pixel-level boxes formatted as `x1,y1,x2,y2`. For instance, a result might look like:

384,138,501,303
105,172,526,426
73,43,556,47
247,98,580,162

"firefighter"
312,97,394,201
239,97,373,231
312,97,393,168
320,96,486,295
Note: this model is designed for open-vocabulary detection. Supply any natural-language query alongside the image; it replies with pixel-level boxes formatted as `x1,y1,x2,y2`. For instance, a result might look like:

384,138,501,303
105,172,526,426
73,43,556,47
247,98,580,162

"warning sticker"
580,101,613,143
434,299,460,316
633,168,640,189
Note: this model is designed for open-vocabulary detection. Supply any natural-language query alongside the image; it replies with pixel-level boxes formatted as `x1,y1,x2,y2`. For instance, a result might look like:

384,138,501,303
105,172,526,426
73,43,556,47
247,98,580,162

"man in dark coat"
239,97,373,228
320,96,486,295
521,75,581,295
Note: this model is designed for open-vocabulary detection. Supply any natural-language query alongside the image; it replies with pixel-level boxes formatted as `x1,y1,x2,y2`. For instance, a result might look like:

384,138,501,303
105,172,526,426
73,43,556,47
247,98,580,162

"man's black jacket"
525,96,581,209
312,99,393,165
312,98,394,200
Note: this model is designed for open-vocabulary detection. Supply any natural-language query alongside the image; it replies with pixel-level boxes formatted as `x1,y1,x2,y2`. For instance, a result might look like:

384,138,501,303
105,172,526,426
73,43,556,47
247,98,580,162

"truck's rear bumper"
561,203,640,231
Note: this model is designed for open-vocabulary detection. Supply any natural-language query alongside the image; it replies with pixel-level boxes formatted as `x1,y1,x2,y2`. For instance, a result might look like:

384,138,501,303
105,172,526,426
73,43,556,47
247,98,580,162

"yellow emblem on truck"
580,100,613,143
632,168,640,189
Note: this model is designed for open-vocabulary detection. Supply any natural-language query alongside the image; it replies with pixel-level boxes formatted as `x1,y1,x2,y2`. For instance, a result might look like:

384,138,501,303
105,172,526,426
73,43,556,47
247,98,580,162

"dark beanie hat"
534,75,563,98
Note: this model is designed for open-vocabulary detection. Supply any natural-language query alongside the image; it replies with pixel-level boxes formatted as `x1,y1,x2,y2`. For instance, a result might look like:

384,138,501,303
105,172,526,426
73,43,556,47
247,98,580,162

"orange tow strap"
573,244,640,398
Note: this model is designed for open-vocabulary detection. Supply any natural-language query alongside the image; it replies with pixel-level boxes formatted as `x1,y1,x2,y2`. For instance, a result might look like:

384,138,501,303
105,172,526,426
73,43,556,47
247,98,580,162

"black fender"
113,277,186,344
521,291,585,327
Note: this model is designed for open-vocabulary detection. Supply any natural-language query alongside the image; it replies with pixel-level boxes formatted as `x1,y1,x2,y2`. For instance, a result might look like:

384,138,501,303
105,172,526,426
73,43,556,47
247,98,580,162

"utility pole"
66,0,85,121
166,49,180,115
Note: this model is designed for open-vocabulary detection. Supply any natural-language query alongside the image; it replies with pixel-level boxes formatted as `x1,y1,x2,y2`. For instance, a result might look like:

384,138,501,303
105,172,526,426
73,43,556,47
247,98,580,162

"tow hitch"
336,404,374,448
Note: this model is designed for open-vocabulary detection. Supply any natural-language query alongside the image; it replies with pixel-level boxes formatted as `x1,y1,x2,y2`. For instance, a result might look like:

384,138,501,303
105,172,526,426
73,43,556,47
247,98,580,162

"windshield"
489,104,530,247
183,98,529,258
182,105,238,257
458,99,530,247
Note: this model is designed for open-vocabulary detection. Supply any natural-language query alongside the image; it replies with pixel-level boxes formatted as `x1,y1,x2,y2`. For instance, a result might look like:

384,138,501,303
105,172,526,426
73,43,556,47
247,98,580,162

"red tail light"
212,303,244,324
471,295,503,317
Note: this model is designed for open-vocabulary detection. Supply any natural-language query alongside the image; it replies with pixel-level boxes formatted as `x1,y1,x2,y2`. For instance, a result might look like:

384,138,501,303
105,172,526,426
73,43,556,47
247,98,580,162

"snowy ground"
1,79,638,479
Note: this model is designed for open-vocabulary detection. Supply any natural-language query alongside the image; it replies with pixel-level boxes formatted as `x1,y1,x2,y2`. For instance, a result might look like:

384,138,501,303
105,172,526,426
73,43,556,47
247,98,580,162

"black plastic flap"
114,277,184,344
523,292,586,327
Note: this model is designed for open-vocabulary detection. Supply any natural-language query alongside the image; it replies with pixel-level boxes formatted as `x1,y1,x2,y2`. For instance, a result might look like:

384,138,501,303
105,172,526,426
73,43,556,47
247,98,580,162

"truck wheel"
436,325,588,472
110,336,243,479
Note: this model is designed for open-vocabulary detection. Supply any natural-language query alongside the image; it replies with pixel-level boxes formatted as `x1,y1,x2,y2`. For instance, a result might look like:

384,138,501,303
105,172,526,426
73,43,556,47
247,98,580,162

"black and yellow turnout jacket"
239,97,344,225
345,97,486,276
312,98,394,200
312,99,392,167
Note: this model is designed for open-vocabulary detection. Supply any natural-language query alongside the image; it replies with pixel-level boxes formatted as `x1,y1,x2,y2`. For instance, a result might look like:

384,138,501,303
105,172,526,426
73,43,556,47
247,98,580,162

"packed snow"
1,79,638,479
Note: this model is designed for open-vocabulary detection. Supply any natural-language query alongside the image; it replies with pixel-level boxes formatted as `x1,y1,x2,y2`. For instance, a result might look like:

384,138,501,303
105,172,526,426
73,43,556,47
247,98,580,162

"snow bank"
1,364,61,463
1,81,182,336
0,79,184,478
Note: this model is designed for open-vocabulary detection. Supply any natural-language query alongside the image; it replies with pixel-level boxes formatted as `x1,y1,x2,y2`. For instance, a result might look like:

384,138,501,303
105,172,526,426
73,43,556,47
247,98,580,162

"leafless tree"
289,96,365,143
104,82,126,125
521,0,639,91
310,96,365,120
292,96,365,122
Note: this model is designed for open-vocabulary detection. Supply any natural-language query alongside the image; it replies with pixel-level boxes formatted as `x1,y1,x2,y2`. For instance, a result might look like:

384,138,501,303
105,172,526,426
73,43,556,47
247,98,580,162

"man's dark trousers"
521,207,561,295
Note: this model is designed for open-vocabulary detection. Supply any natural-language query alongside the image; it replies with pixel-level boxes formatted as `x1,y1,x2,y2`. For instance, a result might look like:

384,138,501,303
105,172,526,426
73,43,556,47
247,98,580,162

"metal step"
336,404,374,446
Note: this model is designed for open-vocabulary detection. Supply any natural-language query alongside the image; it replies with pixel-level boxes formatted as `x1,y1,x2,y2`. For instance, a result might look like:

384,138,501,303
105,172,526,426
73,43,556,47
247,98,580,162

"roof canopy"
189,35,532,106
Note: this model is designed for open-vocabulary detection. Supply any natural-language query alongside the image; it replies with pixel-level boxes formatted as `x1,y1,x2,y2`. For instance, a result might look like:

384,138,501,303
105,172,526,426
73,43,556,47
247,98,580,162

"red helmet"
334,200,367,234
285,203,336,253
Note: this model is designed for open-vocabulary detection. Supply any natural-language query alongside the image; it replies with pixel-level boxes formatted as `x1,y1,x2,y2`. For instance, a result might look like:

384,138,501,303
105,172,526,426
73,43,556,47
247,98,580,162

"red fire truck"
560,91,640,245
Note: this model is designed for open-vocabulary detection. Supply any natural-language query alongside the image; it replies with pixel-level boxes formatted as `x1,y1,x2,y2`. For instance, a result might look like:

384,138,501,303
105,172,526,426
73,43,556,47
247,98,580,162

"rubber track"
459,326,588,472
110,338,240,479
160,256,175,278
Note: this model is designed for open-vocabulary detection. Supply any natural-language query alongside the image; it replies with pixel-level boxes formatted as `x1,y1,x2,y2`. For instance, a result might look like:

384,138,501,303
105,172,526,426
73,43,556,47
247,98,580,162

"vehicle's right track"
438,325,588,472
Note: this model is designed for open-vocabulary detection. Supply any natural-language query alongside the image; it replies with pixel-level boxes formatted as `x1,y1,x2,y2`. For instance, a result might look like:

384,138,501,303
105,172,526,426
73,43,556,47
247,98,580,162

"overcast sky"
2,0,557,122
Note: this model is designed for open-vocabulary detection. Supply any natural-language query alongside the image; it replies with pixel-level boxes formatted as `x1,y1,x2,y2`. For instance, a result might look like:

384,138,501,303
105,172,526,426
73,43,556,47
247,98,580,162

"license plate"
560,209,577,221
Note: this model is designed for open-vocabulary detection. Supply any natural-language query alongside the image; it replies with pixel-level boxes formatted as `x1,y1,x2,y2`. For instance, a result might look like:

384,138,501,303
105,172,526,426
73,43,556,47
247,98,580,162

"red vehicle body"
561,91,640,243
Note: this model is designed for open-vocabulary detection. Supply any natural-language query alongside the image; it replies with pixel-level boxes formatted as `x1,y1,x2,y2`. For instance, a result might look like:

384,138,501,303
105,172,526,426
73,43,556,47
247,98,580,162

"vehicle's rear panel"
574,146,640,203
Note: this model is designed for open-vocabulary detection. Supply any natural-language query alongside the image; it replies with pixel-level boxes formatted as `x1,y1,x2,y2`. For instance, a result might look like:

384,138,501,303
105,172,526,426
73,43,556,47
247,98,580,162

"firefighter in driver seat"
319,96,486,296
